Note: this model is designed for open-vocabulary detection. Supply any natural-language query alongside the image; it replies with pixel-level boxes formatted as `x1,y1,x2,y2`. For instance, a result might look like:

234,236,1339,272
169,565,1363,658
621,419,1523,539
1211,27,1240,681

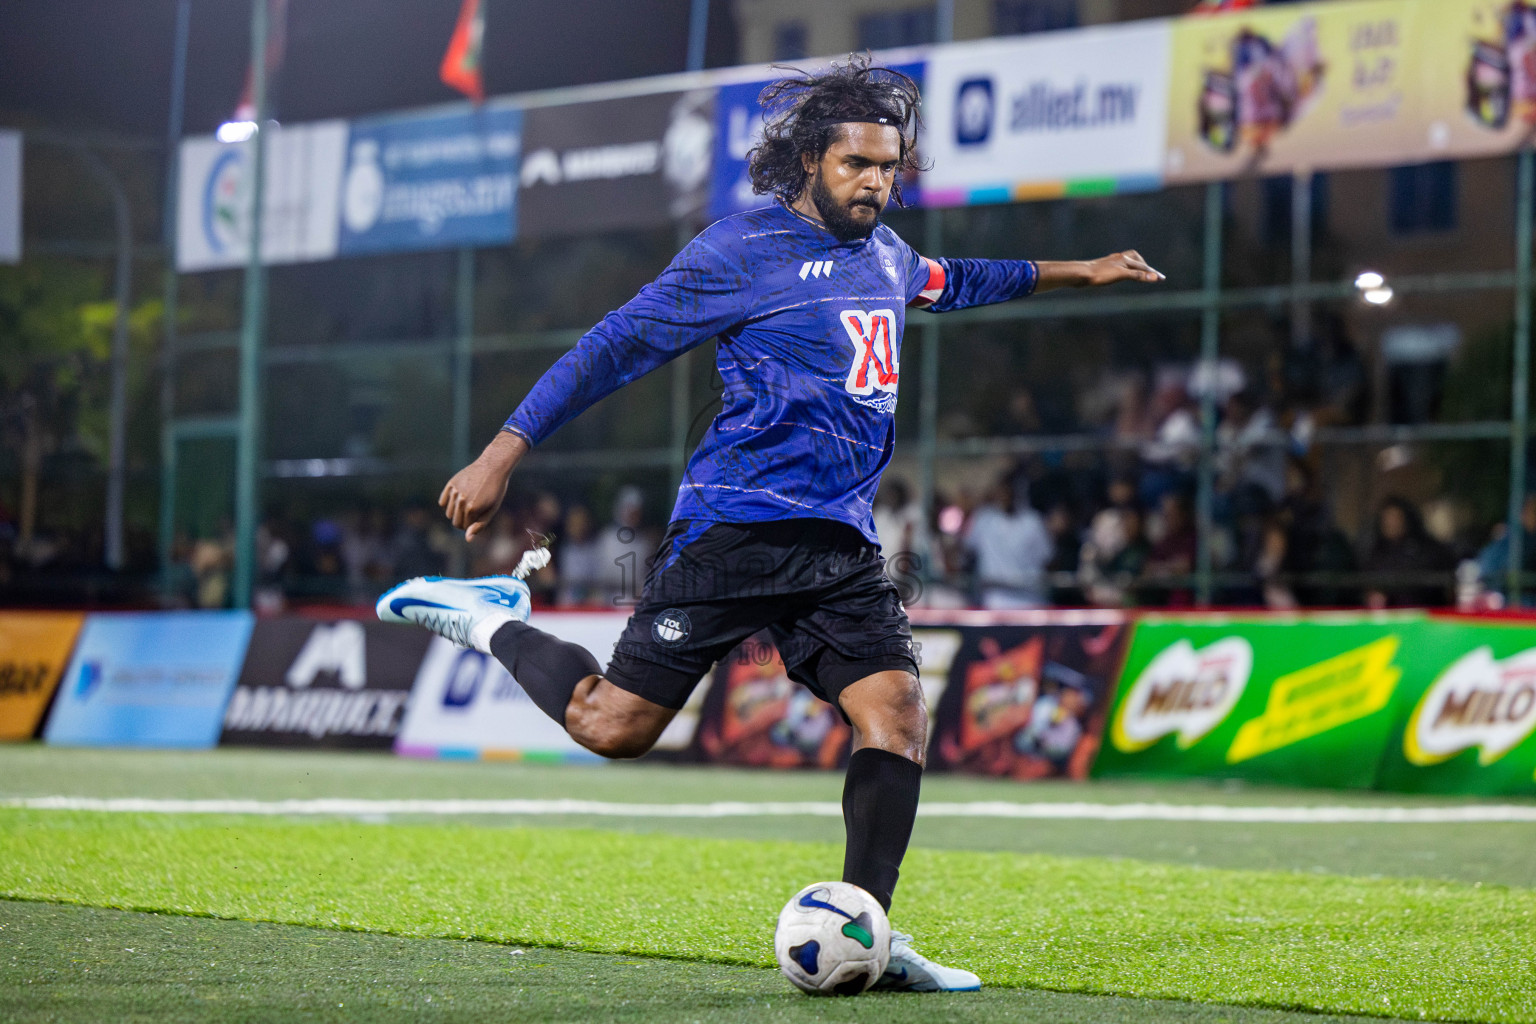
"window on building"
993,0,1078,36
1260,172,1331,246
772,21,808,61
857,7,937,51
1390,162,1458,234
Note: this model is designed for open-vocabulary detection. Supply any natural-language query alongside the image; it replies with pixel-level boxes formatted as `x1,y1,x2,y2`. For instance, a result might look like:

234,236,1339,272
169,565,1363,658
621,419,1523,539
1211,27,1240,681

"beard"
809,172,885,242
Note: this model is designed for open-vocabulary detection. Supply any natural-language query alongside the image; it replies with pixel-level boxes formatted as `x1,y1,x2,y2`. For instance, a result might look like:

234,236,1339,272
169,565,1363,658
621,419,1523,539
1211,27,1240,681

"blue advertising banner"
708,62,925,223
338,107,521,255
44,612,254,749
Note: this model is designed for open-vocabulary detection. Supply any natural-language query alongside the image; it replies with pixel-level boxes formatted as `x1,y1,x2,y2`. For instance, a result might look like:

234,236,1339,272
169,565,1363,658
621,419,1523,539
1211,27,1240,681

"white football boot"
377,543,548,652
873,932,982,992
376,574,533,652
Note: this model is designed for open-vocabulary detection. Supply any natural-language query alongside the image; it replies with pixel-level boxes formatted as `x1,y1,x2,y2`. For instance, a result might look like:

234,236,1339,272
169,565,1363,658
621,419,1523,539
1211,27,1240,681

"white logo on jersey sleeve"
840,309,899,397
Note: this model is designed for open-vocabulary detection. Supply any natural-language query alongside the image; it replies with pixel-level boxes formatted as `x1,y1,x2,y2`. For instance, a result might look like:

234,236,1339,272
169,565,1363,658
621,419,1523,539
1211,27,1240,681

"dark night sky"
0,0,739,137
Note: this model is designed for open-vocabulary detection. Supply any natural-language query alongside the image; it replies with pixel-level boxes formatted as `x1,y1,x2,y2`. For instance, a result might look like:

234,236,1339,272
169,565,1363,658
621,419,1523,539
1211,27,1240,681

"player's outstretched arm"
1034,250,1165,293
440,430,530,541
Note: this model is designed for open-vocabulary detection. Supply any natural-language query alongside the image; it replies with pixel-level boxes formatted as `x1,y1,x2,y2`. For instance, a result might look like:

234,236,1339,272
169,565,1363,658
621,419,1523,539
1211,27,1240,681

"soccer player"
380,55,1162,992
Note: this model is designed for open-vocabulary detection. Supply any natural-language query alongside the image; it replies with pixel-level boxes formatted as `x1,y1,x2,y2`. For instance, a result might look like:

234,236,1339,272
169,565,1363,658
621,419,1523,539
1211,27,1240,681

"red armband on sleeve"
909,258,946,309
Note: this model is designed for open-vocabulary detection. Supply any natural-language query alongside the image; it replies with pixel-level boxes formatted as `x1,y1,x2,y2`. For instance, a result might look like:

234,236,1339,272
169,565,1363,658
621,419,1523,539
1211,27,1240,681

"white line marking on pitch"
3,796,1536,824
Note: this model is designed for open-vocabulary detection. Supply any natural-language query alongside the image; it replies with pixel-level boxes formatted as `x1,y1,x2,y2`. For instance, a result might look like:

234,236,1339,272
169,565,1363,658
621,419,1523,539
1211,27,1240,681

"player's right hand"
439,431,528,541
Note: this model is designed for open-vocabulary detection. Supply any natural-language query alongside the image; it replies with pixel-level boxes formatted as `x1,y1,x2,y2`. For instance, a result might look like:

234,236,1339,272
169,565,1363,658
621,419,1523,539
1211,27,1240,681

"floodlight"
216,121,258,144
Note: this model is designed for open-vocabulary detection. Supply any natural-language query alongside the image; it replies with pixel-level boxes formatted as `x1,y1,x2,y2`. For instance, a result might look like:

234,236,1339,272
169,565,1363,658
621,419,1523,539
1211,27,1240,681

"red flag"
1190,0,1263,12
440,0,486,103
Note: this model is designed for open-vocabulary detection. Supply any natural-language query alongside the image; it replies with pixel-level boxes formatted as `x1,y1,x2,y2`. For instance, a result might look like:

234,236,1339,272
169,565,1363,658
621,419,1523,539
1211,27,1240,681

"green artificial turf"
5,746,1536,888
1,811,1532,1023
0,900,1437,1024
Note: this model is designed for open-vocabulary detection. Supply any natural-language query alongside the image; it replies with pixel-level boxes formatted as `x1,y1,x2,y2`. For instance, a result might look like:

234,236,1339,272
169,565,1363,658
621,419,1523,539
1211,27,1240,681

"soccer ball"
774,881,891,996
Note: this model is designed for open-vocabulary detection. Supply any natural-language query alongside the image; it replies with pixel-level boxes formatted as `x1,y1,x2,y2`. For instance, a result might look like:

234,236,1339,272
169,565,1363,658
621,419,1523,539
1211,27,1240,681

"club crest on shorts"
652,608,692,646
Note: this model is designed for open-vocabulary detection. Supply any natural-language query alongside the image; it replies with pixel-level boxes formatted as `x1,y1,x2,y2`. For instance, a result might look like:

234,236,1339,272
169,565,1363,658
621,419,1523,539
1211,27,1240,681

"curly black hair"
747,53,924,208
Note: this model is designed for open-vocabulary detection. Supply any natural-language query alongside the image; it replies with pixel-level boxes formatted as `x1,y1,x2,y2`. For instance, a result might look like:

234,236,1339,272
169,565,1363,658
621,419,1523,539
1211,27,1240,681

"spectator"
1362,496,1455,608
254,520,292,613
963,476,1052,609
1080,501,1150,608
595,486,656,606
392,504,445,580
189,522,234,609
1043,502,1083,606
556,505,603,607
1217,388,1289,512
1142,491,1198,606
1476,493,1536,606
873,477,931,577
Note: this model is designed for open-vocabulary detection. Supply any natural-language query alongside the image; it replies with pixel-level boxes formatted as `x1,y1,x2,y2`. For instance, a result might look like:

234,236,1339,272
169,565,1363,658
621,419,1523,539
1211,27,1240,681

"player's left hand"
1082,250,1164,286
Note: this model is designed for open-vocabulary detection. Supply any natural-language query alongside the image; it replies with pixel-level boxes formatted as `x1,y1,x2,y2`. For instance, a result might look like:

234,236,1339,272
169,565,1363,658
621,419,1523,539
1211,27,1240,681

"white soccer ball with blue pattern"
774,881,891,995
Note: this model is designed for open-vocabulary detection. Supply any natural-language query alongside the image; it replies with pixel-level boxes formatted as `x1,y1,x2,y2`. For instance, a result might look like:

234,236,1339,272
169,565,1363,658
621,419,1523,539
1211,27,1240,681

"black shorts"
606,518,918,714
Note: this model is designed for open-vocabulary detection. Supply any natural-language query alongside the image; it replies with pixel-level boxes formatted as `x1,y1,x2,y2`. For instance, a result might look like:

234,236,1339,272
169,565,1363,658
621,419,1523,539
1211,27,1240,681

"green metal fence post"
1509,147,1535,602
1196,182,1224,607
232,0,270,609
450,246,476,575
453,247,475,471
158,0,191,599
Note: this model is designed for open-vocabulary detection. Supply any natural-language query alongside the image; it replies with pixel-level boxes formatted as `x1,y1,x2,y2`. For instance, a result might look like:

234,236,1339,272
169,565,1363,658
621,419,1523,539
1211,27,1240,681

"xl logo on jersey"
839,309,899,400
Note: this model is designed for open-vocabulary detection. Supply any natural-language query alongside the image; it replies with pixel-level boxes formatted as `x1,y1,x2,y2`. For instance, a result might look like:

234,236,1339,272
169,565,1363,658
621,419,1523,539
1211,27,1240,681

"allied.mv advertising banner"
176,121,347,271
1094,614,1420,789
0,612,83,741
44,612,253,748
338,106,521,255
518,89,714,238
920,22,1170,205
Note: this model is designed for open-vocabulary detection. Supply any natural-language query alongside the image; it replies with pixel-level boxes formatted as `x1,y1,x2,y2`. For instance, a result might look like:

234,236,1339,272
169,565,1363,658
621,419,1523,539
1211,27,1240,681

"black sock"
841,747,922,914
488,621,600,728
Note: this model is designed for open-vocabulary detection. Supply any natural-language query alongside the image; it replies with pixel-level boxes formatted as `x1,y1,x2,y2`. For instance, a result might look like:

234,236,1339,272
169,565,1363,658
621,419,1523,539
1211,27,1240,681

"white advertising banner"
396,613,631,760
176,121,346,271
921,20,1173,205
0,130,20,264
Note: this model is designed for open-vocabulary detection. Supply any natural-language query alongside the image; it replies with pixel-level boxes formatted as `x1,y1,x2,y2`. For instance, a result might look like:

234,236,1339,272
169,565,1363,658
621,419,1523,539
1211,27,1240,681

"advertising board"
44,612,253,748
1094,614,1420,789
338,106,521,255
395,613,627,760
1374,619,1536,795
0,612,84,741
176,121,347,271
518,89,714,237
928,613,1129,780
922,22,1170,204
1419,0,1536,162
1164,0,1428,182
220,617,430,749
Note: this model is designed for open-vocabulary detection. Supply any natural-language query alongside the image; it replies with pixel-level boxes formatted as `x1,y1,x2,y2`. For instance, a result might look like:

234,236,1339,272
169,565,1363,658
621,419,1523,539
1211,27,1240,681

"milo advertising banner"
1374,619,1536,796
1095,614,1421,789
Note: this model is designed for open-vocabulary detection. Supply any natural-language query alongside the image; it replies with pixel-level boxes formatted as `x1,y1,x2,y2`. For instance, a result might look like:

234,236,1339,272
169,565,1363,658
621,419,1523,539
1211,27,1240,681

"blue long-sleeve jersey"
503,203,1038,545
